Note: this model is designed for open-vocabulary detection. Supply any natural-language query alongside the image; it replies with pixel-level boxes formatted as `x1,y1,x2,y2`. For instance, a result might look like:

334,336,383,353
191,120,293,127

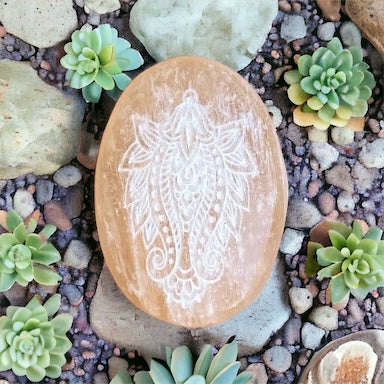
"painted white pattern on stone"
118,89,258,308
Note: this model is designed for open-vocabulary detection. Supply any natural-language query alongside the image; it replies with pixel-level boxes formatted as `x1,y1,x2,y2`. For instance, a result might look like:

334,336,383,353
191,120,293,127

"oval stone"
95,56,288,328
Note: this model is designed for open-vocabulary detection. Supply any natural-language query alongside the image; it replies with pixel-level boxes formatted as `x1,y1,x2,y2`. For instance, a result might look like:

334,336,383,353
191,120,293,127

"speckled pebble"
317,22,335,41
64,239,92,269
53,165,82,188
60,284,83,306
281,15,307,43
279,228,305,255
289,287,314,314
286,200,322,229
301,322,325,349
245,363,268,384
331,126,355,145
351,161,379,192
340,21,361,47
318,191,336,215
325,164,354,193
35,179,54,205
263,346,292,373
309,306,339,331
359,139,384,169
311,142,339,170
284,316,301,345
13,189,35,218
337,191,355,212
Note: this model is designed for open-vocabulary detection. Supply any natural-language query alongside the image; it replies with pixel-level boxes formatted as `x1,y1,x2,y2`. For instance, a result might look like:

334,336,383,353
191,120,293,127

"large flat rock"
90,257,290,361
0,60,85,179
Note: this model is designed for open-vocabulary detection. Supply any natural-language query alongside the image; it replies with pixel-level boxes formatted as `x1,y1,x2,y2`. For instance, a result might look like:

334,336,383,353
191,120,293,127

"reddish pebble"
27,184,36,194
378,129,384,138
372,289,379,299
40,60,51,71
0,26,6,37
271,50,280,59
85,291,94,299
292,2,301,12
307,180,320,197
72,295,84,307
44,201,72,230
113,347,121,356
74,368,86,377
326,210,339,220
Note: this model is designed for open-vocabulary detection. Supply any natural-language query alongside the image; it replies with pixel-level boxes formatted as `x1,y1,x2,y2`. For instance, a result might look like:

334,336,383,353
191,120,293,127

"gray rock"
281,15,307,43
0,0,78,48
340,21,361,47
84,0,120,14
130,0,278,71
63,240,92,269
279,228,305,255
325,164,354,193
93,372,109,384
337,191,355,213
352,161,379,192
90,258,291,360
284,316,301,345
317,22,335,41
289,287,313,314
61,185,84,219
13,189,35,219
287,123,307,147
263,346,292,373
359,139,384,169
285,200,322,229
53,165,82,188
311,142,339,170
309,306,339,331
301,322,325,350
0,60,85,179
35,180,55,205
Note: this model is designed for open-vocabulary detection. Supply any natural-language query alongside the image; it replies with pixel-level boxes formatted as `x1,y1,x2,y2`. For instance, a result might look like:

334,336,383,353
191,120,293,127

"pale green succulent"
0,210,61,292
111,341,252,384
60,23,144,103
306,221,384,303
0,294,73,382
285,37,375,130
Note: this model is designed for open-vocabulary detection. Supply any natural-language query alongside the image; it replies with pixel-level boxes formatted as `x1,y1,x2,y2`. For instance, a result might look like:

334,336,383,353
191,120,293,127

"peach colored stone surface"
95,56,288,328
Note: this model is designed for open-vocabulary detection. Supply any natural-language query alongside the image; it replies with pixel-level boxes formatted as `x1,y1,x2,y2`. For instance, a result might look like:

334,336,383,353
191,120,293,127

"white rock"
0,0,77,48
340,21,362,47
311,142,339,170
13,189,35,219
359,139,384,169
0,60,85,179
279,228,305,255
130,0,278,71
301,322,325,350
289,287,313,314
53,165,82,188
307,127,328,142
90,258,291,360
337,191,355,213
84,0,120,14
263,346,292,373
309,306,339,331
317,22,336,41
281,15,307,43
286,200,322,229
63,240,92,269
331,126,355,145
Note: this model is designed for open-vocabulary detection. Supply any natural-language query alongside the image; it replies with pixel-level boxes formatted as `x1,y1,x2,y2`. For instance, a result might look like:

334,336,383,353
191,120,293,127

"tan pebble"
326,210,339,220
262,62,272,75
40,60,51,71
85,291,94,298
127,351,135,359
0,26,6,37
80,340,92,348
82,351,96,359
72,295,84,306
292,40,301,52
27,184,36,194
0,380,10,384
274,65,292,82
25,210,41,227
292,2,301,13
378,129,384,138
279,0,292,13
74,368,86,376
293,54,301,64
0,210,9,230
113,347,121,356
44,201,72,230
308,180,320,197
368,118,380,133
306,282,319,298
63,357,75,370
271,50,280,59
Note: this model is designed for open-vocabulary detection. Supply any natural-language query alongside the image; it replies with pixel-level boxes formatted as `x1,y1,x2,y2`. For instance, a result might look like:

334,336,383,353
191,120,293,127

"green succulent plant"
60,23,144,103
285,37,375,130
110,341,252,384
0,210,61,292
0,294,73,382
306,221,384,303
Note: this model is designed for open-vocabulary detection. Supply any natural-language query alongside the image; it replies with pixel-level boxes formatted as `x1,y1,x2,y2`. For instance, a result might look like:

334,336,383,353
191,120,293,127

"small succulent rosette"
285,37,375,131
0,210,61,292
0,294,73,382
111,341,252,384
60,23,144,103
306,220,384,304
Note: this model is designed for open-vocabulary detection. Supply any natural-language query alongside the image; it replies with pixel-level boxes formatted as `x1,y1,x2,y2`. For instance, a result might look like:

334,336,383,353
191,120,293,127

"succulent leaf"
60,23,143,103
285,37,375,136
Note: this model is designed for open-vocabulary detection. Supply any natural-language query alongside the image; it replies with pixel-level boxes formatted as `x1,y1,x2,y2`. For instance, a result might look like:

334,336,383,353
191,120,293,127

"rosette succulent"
0,294,73,382
285,37,375,131
60,23,144,103
306,221,384,303
0,210,61,292
111,341,252,384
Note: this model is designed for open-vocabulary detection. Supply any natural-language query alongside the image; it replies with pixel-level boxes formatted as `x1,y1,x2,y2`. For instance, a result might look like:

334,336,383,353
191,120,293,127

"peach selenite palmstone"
95,56,288,328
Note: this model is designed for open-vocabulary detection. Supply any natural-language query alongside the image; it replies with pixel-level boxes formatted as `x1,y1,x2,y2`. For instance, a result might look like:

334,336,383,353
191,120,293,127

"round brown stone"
95,56,288,328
